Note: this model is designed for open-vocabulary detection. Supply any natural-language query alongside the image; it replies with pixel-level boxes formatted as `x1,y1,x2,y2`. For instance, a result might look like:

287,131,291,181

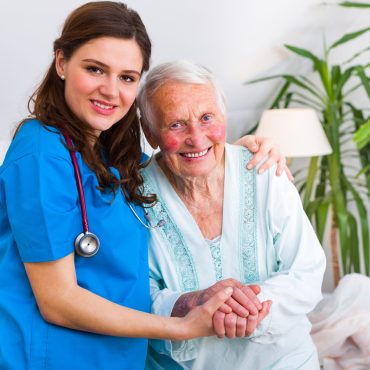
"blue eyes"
170,122,184,129
202,114,212,122
169,114,213,129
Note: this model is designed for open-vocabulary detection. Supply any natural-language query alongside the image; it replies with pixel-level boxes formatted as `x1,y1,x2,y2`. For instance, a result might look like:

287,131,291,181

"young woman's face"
55,36,143,136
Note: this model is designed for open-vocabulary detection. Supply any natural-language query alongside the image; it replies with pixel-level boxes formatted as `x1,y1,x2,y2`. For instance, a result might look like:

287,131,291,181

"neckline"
150,144,232,244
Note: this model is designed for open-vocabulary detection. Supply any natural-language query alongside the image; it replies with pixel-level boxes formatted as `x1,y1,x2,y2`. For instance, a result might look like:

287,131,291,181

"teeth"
93,101,114,110
182,149,208,158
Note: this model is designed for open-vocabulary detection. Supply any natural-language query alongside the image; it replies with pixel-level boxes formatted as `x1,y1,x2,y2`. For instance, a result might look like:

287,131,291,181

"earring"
60,75,65,80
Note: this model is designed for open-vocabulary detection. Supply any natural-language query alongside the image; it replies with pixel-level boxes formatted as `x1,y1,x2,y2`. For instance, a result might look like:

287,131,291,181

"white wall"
1,1,369,290
2,1,368,147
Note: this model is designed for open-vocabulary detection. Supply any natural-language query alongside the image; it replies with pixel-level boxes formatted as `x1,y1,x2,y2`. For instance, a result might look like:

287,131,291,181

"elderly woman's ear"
141,122,159,150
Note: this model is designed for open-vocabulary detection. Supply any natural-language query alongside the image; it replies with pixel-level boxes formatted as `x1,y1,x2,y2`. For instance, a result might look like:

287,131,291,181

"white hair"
137,60,226,130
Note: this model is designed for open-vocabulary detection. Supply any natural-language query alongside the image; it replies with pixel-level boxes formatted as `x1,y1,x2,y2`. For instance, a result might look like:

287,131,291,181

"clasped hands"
172,278,272,339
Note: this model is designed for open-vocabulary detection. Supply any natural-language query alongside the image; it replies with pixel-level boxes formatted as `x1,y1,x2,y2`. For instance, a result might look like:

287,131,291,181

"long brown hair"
17,1,155,205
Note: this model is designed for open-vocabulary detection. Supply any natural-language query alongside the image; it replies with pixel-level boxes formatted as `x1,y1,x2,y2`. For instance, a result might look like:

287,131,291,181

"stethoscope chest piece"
75,231,100,257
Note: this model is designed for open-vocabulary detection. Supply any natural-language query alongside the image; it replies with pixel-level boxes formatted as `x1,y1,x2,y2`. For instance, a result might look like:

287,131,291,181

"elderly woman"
138,61,326,370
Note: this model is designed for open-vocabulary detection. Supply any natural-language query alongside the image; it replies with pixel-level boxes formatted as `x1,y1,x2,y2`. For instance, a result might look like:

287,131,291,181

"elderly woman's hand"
171,279,261,318
213,299,272,339
234,135,294,181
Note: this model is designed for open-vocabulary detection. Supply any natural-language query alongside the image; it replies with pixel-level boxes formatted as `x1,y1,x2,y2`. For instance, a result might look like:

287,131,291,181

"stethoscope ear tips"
142,210,165,229
144,212,151,222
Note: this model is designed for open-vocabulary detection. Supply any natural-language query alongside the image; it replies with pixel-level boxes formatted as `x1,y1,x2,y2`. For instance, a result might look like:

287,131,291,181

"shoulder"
225,143,254,163
1,120,69,171
225,142,251,155
224,143,255,179
228,140,298,205
255,161,302,217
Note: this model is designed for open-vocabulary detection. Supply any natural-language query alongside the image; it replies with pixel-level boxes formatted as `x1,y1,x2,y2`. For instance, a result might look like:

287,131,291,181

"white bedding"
309,273,370,370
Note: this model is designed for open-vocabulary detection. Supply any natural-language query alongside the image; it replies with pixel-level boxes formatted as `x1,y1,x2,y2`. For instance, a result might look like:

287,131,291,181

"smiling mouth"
180,147,211,158
91,100,117,110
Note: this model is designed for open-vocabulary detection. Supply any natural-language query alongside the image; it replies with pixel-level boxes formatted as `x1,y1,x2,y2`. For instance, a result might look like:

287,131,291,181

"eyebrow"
82,59,141,77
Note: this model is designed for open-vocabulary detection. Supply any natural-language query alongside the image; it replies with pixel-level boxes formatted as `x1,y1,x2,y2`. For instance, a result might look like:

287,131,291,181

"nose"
99,76,119,98
185,124,205,147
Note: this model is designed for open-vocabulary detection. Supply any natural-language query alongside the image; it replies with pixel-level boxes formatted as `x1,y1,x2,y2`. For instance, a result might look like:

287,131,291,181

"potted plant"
247,1,370,284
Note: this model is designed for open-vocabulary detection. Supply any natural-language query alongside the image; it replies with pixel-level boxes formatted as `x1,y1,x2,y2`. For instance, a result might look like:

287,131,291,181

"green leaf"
343,82,362,98
347,212,360,272
283,76,326,102
330,27,370,50
284,44,320,63
345,102,365,129
339,2,370,8
305,199,321,220
285,44,332,99
246,74,284,84
354,119,370,149
316,202,330,242
284,92,293,107
336,205,350,274
345,178,370,273
334,66,355,100
331,65,341,84
270,81,291,109
303,157,319,210
344,46,370,64
247,72,326,103
292,92,324,110
356,163,370,178
284,45,325,78
356,66,370,99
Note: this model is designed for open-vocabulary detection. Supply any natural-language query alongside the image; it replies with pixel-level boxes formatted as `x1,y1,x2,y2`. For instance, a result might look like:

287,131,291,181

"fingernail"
224,287,233,295
258,168,264,174
241,309,249,318
277,170,282,176
247,164,253,170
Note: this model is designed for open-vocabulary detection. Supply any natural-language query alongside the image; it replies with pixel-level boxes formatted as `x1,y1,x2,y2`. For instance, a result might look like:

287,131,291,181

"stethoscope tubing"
62,130,90,234
61,129,165,257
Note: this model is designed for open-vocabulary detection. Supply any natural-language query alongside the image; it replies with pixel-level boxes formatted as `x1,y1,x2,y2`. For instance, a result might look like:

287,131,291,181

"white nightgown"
142,144,326,370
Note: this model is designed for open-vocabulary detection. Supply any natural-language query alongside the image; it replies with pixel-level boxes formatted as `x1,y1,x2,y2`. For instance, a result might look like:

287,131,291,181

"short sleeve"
2,152,81,262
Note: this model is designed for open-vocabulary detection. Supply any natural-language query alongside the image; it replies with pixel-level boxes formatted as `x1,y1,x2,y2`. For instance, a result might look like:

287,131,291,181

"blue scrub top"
0,120,150,370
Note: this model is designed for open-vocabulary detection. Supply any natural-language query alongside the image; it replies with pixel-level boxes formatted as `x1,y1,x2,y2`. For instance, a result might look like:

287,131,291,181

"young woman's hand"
171,279,261,319
234,135,294,181
174,287,233,340
171,281,271,340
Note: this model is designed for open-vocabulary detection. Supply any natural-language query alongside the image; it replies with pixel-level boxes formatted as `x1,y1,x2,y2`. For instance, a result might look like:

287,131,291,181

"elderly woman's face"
147,82,226,178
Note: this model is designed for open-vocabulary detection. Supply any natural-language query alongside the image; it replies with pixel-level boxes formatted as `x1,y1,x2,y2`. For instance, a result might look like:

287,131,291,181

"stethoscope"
62,131,165,258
